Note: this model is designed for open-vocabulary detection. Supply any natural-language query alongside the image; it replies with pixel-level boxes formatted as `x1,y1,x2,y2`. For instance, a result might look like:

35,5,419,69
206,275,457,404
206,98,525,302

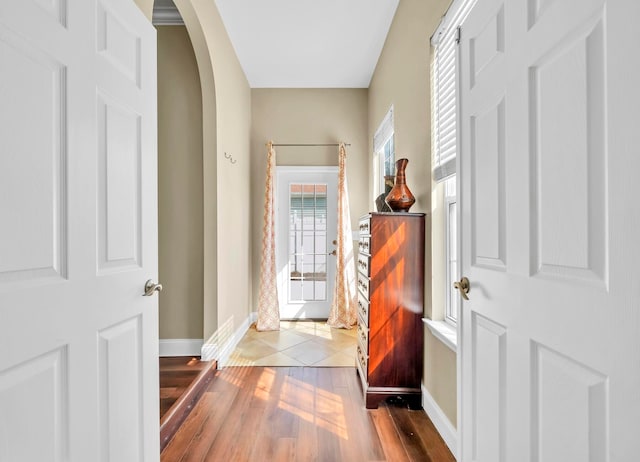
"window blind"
431,0,476,182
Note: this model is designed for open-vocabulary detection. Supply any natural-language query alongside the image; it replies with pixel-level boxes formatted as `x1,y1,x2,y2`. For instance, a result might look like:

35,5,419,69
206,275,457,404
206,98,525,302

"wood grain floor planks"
161,366,455,462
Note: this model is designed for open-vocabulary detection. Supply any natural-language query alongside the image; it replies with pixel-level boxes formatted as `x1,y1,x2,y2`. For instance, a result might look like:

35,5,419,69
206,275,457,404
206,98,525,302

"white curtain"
327,143,357,328
256,141,280,331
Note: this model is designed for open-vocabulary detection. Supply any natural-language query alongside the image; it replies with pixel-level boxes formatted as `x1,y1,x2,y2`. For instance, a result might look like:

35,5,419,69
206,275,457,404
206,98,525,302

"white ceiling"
214,0,400,88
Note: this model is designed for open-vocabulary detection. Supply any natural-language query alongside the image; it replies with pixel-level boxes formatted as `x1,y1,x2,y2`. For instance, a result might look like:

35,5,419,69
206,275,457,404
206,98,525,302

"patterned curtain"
256,142,280,331
327,143,357,328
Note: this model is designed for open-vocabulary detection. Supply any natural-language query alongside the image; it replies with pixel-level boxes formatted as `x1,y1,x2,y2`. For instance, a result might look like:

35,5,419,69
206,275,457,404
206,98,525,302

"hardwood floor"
161,366,455,462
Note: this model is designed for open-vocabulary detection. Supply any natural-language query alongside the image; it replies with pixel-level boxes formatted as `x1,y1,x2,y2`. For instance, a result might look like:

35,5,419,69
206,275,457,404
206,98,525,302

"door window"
288,183,328,302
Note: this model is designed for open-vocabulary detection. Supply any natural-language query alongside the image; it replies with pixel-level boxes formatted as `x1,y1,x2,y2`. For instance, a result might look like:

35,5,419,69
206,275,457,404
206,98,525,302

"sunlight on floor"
253,367,276,400
247,368,349,440
278,375,348,440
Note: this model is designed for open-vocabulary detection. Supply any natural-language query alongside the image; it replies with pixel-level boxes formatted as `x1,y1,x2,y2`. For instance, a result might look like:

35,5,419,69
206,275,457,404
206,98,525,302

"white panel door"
0,1,158,461
276,167,338,319
458,0,640,461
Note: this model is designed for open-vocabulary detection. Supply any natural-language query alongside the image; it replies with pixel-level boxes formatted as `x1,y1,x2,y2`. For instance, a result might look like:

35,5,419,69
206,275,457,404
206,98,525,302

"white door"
458,0,640,460
0,1,158,461
276,167,338,319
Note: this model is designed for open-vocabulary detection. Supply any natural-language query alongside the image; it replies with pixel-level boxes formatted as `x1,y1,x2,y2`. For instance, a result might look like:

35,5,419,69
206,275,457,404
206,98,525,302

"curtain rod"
270,143,351,147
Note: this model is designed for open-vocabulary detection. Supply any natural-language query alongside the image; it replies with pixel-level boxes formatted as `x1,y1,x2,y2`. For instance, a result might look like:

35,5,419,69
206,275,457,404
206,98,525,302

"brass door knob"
453,277,470,300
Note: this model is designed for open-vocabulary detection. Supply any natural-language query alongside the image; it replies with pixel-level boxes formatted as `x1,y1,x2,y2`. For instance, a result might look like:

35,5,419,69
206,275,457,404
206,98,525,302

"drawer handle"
358,299,367,316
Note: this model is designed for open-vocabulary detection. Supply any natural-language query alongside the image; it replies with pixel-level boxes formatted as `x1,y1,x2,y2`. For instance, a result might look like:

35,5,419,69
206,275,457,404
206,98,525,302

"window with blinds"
431,0,476,183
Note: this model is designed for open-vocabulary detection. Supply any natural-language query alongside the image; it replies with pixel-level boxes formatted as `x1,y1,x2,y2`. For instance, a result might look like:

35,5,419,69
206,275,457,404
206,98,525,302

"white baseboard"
422,384,458,459
159,339,203,357
201,312,257,366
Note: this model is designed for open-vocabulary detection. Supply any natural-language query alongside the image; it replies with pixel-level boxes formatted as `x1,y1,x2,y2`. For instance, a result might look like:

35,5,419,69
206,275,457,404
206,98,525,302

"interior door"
276,167,338,319
0,1,158,461
458,0,640,461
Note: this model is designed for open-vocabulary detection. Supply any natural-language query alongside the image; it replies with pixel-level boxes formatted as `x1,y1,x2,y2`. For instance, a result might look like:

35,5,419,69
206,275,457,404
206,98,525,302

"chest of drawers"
356,212,425,409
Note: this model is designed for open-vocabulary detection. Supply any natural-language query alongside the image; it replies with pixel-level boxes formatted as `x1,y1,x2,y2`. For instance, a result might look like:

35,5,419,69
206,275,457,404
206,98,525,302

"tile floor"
224,320,357,367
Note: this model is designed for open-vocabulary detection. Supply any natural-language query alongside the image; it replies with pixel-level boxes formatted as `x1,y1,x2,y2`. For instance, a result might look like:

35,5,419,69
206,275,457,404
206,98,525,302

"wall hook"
224,152,237,165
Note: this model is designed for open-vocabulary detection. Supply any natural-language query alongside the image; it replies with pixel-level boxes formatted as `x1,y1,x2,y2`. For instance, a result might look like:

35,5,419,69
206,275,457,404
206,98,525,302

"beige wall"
174,0,252,347
250,89,369,311
157,26,203,340
424,327,457,422
368,0,456,425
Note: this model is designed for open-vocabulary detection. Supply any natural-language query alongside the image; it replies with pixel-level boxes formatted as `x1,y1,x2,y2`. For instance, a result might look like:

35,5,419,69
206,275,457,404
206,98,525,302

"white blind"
374,106,394,154
431,0,476,182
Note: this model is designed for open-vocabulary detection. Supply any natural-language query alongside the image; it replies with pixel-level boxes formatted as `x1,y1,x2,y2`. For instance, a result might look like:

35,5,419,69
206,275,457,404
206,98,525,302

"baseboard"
201,312,257,365
159,339,203,357
422,384,458,459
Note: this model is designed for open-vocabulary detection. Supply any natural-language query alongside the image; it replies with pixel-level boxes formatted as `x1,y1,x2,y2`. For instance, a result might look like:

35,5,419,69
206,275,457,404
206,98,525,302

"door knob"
143,279,163,296
453,277,470,300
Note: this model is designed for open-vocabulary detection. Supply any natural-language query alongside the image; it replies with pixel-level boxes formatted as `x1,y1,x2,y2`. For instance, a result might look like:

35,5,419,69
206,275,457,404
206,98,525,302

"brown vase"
385,158,415,212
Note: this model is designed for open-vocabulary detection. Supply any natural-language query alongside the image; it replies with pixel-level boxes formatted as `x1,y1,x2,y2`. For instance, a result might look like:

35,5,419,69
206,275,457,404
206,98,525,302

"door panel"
530,14,606,284
531,343,608,462
471,313,506,462
97,93,143,272
459,0,639,461
0,347,68,462
97,0,142,87
0,1,158,461
98,317,143,462
0,21,67,284
471,96,506,270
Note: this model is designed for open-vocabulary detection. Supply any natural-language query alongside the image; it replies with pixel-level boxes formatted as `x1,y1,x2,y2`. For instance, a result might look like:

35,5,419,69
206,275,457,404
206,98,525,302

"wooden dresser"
356,212,425,409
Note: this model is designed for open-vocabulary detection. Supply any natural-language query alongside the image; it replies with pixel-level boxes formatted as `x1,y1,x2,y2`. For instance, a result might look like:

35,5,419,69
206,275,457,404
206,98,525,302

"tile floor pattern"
225,320,357,367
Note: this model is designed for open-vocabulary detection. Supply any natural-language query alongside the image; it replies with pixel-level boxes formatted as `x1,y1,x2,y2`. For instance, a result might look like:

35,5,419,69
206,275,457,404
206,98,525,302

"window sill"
422,319,457,352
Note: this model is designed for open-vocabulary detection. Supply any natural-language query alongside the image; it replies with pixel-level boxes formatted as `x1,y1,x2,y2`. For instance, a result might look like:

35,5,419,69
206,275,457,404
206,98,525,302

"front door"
458,0,640,460
0,1,158,461
276,167,338,319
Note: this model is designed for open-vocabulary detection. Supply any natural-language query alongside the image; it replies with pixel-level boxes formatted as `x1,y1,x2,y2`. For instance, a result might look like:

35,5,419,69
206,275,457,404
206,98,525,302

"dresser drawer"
356,347,368,389
357,253,369,276
357,344,368,373
357,272,370,299
357,321,369,350
358,236,370,255
357,292,369,322
358,216,371,236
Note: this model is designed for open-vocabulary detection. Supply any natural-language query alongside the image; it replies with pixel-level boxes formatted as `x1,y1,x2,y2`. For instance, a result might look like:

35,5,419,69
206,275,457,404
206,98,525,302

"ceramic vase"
385,158,415,212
